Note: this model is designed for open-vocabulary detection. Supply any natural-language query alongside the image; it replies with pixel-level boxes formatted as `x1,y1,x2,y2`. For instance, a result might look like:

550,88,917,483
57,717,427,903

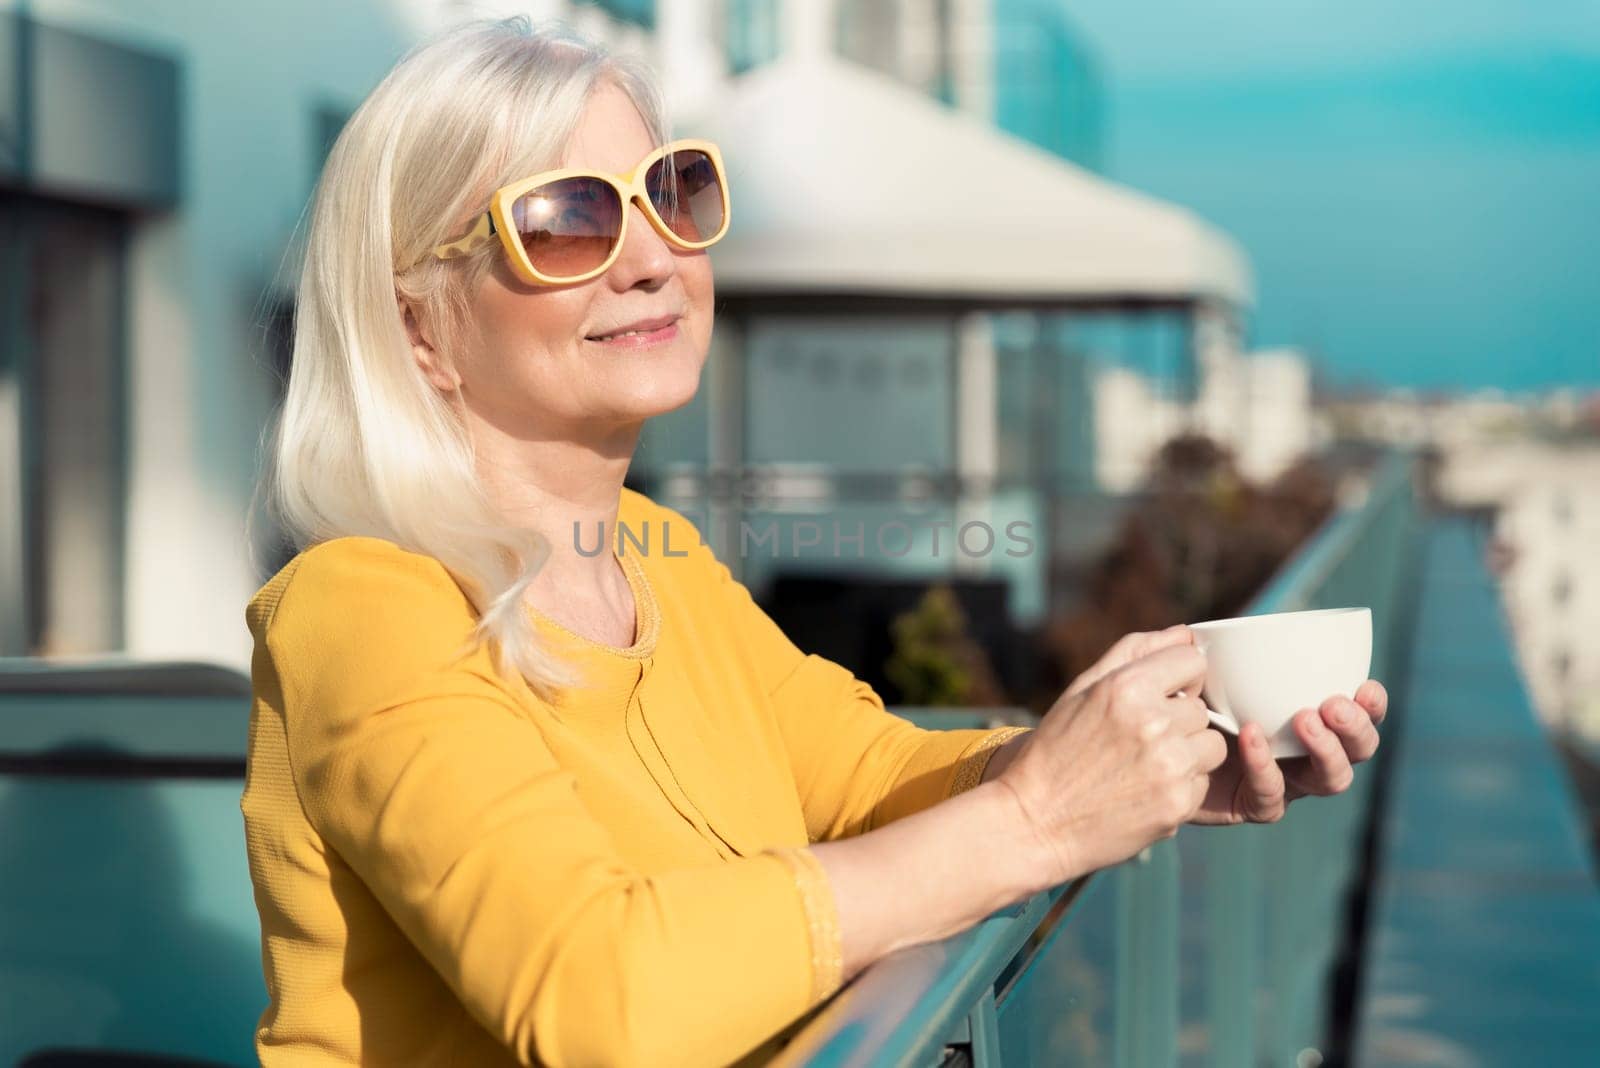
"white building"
1238,348,1316,482
1437,440,1600,740
1092,347,1316,493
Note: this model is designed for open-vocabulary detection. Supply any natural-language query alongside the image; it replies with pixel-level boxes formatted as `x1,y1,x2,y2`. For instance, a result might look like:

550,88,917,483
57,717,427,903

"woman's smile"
585,313,681,348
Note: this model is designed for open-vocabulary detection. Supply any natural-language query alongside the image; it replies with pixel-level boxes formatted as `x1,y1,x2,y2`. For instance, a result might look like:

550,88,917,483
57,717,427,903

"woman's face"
437,81,715,445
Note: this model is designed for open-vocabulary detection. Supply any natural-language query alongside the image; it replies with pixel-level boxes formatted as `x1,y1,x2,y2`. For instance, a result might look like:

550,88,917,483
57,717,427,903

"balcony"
2,452,1596,1065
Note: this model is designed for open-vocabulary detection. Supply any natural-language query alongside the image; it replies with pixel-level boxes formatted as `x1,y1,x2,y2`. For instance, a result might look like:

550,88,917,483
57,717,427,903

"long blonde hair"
257,16,667,699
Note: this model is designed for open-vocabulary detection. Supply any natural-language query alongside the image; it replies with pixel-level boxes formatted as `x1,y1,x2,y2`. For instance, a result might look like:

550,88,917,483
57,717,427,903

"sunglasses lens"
509,176,623,279
645,148,725,244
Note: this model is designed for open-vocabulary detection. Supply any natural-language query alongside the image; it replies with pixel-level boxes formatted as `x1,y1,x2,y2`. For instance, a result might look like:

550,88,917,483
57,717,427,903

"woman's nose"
606,199,675,291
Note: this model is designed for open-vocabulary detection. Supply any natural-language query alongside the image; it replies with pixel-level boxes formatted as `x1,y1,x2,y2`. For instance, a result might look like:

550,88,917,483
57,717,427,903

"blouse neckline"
525,549,660,661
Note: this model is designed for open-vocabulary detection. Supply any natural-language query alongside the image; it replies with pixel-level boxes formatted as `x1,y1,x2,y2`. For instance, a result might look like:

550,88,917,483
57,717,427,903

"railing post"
1204,826,1260,1067
1115,839,1178,1067
962,985,1001,1067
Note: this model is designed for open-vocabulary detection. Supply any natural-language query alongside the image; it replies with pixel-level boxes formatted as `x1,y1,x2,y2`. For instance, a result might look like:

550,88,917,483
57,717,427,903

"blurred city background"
1,1,1597,1065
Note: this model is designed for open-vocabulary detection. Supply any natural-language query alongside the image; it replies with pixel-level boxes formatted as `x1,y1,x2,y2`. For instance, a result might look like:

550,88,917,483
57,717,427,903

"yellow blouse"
241,488,1029,1067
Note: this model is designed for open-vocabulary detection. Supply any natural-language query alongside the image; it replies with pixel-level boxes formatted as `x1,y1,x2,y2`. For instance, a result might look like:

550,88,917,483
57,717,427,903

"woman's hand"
1190,679,1389,826
994,641,1228,888
1063,624,1195,698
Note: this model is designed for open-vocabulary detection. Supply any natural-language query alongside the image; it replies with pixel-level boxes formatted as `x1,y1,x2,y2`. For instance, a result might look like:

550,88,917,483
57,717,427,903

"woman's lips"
592,314,684,348
587,320,679,348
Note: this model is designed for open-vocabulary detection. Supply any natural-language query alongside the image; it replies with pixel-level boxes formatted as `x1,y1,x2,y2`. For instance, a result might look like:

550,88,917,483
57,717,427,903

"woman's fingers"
1291,707,1356,795
1121,624,1193,661
1355,679,1389,725
1190,725,1229,773
1069,625,1194,696
1218,686,1385,822
1319,694,1381,764
1170,692,1211,734
1187,725,1227,807
1135,643,1209,699
1234,724,1287,823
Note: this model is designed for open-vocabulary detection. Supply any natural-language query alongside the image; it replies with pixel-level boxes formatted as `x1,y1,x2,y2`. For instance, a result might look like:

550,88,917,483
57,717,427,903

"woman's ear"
399,295,462,393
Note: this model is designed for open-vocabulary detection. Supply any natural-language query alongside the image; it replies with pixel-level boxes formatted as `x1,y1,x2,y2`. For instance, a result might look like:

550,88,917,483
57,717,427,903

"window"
0,194,130,655
0,14,174,656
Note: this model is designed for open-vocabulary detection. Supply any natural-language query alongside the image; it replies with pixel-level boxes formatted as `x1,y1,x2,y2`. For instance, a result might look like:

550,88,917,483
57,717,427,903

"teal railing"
785,452,1423,1067
0,659,261,1067
1351,517,1600,1062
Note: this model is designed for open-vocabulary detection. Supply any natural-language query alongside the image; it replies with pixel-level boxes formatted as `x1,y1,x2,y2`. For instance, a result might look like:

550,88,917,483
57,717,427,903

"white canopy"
688,55,1253,308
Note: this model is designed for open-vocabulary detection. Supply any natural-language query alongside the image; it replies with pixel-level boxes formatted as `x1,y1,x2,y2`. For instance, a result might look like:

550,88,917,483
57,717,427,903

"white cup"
1186,607,1373,758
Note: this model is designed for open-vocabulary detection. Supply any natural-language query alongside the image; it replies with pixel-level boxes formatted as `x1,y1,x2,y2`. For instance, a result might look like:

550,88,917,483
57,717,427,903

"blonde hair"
255,16,667,699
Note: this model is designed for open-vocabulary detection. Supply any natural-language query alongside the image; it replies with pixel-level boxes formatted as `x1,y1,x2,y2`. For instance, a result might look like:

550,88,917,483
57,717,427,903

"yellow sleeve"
685,527,1033,841
261,538,842,1068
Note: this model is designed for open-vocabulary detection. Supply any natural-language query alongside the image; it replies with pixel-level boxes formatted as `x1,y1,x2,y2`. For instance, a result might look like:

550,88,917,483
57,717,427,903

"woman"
243,17,1386,1067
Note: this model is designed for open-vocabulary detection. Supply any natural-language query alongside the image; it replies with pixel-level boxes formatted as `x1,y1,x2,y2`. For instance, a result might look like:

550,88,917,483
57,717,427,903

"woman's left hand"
1190,679,1389,826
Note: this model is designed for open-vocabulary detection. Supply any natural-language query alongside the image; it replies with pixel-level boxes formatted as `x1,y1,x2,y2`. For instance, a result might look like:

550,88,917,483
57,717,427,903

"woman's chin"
590,350,704,416
599,374,703,422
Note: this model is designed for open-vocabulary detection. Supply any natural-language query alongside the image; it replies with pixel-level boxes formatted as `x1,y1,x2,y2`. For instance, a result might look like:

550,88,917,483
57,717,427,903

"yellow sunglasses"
427,138,731,286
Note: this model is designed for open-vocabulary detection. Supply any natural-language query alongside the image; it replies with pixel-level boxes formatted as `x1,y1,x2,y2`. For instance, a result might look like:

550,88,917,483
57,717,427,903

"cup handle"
1204,708,1240,736
1177,687,1239,736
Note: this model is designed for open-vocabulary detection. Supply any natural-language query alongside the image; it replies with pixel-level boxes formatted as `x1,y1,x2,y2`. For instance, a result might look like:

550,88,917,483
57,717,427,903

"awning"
688,55,1253,308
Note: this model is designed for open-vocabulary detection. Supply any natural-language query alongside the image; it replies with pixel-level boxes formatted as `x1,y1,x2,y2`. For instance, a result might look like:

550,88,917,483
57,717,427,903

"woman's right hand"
994,640,1226,889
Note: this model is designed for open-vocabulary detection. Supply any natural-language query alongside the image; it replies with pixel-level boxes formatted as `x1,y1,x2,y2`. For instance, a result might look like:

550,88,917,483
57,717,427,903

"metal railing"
1350,516,1600,1062
0,658,260,1066
780,451,1422,1067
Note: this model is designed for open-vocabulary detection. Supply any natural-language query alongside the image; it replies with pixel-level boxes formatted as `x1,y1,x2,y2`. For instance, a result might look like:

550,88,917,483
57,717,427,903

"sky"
1059,0,1600,391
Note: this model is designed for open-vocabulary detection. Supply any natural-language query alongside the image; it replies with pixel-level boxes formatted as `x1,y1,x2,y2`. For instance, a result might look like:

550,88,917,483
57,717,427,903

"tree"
1037,433,1336,708
885,585,1006,707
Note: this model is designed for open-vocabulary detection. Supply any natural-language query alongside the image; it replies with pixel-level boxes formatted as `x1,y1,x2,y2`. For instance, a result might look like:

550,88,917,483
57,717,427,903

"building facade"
1438,439,1600,741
